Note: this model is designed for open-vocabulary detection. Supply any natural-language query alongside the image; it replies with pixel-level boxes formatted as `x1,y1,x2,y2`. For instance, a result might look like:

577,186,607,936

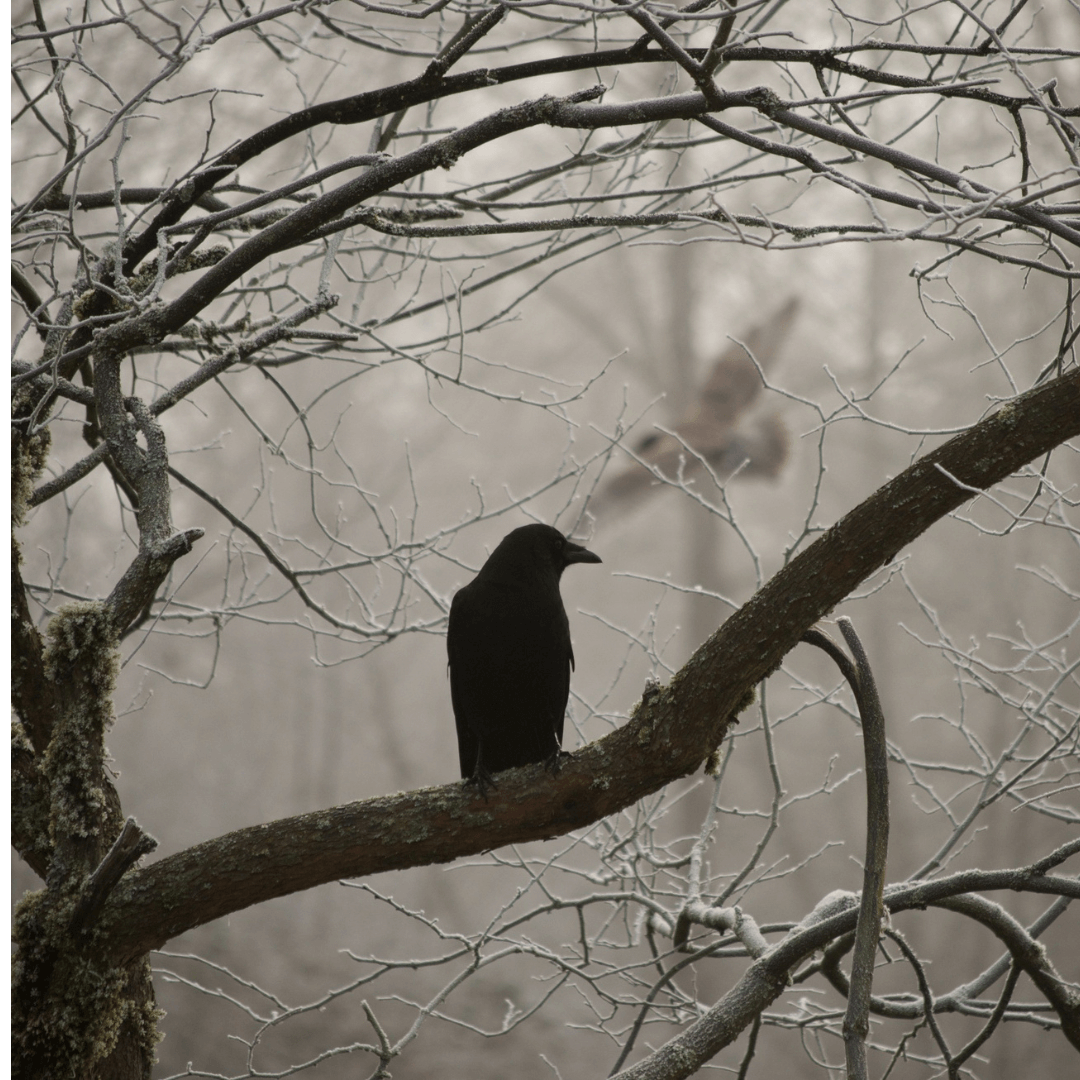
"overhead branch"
107,42,1052,273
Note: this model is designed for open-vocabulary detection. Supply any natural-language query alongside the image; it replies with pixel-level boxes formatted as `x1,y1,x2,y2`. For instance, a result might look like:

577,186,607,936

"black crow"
448,524,601,795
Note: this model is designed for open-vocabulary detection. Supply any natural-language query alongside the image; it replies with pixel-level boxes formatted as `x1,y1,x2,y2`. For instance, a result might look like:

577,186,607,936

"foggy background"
12,1,1078,1077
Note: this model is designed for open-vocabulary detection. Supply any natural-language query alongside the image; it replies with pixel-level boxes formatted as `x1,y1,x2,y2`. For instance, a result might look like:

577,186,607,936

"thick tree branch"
90,367,1080,963
104,528,205,636
69,818,158,934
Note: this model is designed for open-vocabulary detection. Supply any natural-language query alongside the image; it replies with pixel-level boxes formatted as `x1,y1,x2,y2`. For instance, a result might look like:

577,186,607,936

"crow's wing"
448,577,572,778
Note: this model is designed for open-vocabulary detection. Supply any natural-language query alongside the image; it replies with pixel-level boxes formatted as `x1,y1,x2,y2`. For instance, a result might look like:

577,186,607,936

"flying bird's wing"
589,298,799,520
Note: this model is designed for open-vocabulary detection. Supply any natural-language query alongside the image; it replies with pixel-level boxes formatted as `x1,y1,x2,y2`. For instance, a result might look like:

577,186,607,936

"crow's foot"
544,749,571,777
466,764,498,801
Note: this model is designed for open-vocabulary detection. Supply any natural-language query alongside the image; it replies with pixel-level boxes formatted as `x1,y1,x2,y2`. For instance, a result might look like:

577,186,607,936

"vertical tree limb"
801,622,892,1078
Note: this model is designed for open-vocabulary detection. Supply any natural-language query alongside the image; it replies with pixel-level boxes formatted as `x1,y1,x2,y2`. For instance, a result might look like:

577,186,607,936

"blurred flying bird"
590,297,799,519
447,524,602,796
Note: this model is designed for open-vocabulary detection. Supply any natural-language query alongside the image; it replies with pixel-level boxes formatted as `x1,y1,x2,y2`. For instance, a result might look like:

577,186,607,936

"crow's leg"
544,749,571,777
466,745,498,800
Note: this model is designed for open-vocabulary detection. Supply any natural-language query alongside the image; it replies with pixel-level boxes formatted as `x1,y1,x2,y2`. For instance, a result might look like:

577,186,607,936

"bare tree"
11,2,1080,1078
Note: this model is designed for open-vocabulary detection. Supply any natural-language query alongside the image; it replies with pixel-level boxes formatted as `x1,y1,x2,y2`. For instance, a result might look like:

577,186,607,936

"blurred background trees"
11,1,1079,1077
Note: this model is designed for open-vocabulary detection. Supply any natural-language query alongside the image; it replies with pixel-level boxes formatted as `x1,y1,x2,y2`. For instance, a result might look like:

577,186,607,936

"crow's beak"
565,540,602,565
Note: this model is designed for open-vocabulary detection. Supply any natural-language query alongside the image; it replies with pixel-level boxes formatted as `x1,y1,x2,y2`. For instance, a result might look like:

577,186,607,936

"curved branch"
933,893,1080,1049
609,866,1078,1080
803,621,890,1080
815,884,1077,1021
90,367,1080,962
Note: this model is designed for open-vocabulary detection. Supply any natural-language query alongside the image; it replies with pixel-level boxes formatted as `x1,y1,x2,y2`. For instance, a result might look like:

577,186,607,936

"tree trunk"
12,533,160,1079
